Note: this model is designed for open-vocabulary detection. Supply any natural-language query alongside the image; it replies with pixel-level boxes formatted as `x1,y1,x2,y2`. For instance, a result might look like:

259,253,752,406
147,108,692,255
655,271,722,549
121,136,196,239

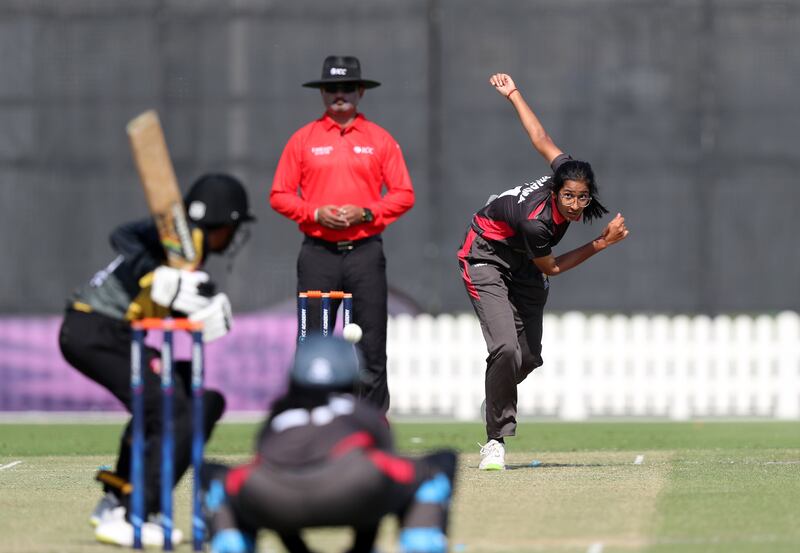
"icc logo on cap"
330,67,347,76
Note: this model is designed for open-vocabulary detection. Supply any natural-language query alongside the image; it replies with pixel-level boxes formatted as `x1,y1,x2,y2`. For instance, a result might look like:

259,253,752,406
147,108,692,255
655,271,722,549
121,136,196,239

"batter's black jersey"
68,218,205,321
470,154,572,259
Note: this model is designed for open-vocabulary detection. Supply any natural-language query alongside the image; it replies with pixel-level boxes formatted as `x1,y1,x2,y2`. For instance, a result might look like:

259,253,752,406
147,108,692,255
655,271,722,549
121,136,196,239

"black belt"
304,234,381,252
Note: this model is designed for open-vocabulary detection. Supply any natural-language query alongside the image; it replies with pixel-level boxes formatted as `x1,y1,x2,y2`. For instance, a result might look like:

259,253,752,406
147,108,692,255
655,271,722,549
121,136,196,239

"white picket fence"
387,311,800,421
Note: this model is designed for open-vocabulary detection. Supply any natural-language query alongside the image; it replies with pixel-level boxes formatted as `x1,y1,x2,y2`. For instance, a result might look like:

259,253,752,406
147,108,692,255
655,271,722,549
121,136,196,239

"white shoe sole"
95,519,184,547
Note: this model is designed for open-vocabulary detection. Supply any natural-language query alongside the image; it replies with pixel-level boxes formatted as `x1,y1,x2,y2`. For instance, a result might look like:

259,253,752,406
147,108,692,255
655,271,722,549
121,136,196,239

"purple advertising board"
0,313,299,413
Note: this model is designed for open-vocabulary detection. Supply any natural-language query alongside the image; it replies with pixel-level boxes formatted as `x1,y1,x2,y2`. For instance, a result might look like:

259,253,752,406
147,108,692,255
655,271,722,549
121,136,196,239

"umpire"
270,55,415,412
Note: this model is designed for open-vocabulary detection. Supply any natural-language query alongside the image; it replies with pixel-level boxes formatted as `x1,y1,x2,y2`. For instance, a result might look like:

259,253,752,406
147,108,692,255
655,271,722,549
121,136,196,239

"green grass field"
1,421,799,553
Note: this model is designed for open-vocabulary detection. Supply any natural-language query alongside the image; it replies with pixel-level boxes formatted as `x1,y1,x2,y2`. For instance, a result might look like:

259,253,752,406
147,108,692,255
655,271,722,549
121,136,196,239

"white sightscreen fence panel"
387,312,800,421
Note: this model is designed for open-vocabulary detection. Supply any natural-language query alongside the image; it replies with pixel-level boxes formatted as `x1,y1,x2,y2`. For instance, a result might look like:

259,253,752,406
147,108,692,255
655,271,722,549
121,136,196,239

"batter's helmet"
290,336,362,393
185,173,255,228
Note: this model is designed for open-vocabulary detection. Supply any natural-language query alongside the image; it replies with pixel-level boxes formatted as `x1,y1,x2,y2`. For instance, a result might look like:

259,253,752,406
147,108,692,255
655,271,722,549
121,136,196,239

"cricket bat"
126,110,198,269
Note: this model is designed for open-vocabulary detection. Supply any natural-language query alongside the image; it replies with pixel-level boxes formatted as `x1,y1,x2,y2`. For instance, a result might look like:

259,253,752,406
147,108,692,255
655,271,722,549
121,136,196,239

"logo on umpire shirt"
353,146,374,155
311,146,333,156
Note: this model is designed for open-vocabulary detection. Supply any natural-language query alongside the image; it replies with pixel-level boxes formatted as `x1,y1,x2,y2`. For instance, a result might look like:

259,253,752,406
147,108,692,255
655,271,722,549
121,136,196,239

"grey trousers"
462,257,549,440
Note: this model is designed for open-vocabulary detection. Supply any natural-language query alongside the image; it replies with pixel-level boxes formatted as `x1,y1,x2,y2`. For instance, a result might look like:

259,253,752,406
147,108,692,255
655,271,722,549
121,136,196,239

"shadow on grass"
505,461,613,470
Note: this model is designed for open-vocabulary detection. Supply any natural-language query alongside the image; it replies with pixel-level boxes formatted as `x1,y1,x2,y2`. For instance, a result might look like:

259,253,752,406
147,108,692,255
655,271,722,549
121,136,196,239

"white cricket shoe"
89,492,122,527
478,439,505,471
95,517,184,547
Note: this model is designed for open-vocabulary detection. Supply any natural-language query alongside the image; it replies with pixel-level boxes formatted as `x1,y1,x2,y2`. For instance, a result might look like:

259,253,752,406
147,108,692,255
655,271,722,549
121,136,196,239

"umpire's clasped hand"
316,205,351,229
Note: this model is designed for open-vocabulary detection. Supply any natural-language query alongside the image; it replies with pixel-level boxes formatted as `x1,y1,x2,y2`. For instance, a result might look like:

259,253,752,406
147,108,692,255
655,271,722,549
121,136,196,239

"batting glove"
151,266,212,315
189,293,232,343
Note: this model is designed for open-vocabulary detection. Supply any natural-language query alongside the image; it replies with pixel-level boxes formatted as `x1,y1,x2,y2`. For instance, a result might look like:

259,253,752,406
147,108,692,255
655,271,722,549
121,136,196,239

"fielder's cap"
291,336,362,392
302,55,381,89
185,173,256,227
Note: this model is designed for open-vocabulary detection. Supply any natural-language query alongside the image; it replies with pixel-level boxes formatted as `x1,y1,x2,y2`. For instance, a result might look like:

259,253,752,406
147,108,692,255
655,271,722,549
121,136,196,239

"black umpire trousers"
297,235,389,411
58,309,225,516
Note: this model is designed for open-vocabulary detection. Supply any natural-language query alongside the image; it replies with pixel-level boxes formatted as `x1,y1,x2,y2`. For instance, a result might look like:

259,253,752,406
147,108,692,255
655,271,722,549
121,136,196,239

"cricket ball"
343,323,363,344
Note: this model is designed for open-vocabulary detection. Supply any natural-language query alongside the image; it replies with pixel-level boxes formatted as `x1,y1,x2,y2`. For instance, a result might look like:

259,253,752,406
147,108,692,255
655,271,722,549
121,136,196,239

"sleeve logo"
495,175,551,204
517,176,551,204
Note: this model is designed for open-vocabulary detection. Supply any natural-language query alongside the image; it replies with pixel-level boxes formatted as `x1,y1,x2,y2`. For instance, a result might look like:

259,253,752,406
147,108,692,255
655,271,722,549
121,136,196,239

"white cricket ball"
343,323,363,344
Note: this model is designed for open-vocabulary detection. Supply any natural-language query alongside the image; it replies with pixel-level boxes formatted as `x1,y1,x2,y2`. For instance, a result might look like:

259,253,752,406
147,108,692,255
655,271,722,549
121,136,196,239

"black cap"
302,56,381,89
291,336,362,393
185,173,255,228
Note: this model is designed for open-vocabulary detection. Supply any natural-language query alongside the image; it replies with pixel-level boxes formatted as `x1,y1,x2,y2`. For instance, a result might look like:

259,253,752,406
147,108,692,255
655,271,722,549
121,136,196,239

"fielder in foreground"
457,73,629,470
58,174,255,546
200,336,457,553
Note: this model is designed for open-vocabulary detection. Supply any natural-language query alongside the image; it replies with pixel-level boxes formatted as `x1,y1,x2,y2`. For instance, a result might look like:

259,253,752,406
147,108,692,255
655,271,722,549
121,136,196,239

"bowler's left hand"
600,213,629,247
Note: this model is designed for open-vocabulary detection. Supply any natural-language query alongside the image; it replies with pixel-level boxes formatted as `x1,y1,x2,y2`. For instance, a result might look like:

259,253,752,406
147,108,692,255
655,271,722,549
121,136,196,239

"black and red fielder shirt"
270,113,415,242
469,153,573,259
256,395,394,469
222,394,416,492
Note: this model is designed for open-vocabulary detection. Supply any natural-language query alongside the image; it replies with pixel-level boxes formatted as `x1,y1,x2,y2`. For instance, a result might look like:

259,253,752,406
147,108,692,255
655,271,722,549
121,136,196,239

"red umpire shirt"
270,113,415,242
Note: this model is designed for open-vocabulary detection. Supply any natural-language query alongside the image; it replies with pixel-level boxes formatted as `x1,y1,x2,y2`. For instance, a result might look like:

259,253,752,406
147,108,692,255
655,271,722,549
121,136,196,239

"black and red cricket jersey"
468,153,573,259
256,394,394,469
